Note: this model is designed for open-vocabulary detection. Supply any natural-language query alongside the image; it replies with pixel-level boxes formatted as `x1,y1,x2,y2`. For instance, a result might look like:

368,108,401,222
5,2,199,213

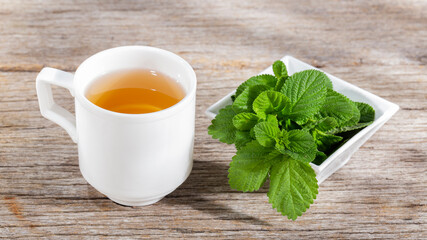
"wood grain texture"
0,0,426,239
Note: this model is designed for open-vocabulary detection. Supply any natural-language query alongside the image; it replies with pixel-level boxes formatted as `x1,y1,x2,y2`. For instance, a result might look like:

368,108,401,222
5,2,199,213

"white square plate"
205,56,399,184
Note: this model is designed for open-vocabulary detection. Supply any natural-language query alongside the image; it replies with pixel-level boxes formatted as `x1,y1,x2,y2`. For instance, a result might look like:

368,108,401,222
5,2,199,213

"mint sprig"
208,60,375,220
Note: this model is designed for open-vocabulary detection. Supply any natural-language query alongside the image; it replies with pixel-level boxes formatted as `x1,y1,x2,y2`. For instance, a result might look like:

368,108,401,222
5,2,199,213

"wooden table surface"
0,0,426,239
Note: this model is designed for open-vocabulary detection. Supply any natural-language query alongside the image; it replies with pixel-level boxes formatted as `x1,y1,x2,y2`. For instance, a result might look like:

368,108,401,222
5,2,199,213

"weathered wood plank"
0,0,426,239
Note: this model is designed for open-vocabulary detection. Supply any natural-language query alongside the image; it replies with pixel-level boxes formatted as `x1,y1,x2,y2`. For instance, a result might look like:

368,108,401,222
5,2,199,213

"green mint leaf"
316,117,338,132
208,105,237,144
283,149,315,164
283,130,317,163
312,129,343,152
230,141,276,169
268,157,318,220
235,74,278,98
356,102,375,123
285,130,316,153
274,76,286,92
253,121,281,147
235,130,253,150
341,100,360,127
233,112,259,130
318,89,356,126
252,90,290,119
266,114,279,126
327,121,373,135
228,141,282,192
233,85,269,113
273,60,288,79
281,70,332,122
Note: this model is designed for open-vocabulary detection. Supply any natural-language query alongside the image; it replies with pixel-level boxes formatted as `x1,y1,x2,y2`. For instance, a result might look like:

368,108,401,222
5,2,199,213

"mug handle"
36,67,78,143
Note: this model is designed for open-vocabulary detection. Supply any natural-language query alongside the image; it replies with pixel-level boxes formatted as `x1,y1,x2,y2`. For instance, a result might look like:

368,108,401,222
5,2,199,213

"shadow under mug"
36,46,197,206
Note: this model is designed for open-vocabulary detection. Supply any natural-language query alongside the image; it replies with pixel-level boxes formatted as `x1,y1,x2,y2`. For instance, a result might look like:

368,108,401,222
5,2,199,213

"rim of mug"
73,46,197,122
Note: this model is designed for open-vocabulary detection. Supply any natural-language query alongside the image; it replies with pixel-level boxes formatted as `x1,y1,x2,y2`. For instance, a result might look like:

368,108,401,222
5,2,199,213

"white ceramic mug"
36,46,197,206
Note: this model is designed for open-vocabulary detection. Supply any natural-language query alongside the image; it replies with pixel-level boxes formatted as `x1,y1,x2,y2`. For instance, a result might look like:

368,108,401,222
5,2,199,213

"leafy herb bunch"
208,60,375,220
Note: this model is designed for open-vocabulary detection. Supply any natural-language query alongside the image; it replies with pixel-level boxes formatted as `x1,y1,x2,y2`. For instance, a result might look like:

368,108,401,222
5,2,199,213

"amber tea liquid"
85,69,185,114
